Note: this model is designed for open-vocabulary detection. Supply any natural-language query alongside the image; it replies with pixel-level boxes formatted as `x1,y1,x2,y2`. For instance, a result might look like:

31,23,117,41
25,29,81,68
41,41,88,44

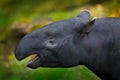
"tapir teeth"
26,54,39,66
29,54,39,61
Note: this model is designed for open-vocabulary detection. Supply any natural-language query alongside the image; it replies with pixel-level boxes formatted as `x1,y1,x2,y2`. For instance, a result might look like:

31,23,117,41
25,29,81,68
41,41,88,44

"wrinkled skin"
15,11,120,80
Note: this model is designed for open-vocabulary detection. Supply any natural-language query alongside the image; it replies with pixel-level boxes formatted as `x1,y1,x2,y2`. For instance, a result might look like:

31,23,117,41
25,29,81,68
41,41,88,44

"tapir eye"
45,39,57,49
48,39,56,46
49,40,55,44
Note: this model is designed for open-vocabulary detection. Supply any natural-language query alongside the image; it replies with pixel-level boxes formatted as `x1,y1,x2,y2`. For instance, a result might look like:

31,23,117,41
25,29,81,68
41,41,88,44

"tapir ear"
79,18,96,35
76,10,90,22
75,11,96,35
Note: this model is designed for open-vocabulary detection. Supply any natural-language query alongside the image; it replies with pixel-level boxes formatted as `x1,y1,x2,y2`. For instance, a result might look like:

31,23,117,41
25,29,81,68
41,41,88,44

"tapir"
15,11,120,80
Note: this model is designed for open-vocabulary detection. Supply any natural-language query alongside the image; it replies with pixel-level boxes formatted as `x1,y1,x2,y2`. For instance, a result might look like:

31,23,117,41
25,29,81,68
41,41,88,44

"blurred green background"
0,0,119,80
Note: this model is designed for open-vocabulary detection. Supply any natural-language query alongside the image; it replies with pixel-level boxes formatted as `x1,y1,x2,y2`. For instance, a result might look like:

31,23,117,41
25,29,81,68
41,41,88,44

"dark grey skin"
15,11,120,80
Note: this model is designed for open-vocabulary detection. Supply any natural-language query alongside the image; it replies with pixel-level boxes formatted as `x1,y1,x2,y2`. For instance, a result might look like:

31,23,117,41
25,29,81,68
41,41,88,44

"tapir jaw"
26,54,42,69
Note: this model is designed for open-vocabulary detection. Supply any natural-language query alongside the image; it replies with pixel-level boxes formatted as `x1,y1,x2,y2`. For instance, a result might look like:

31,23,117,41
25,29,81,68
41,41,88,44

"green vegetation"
0,0,119,80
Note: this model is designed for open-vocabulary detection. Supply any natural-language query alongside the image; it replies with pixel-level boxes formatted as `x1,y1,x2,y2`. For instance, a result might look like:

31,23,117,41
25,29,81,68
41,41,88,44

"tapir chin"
15,11,120,80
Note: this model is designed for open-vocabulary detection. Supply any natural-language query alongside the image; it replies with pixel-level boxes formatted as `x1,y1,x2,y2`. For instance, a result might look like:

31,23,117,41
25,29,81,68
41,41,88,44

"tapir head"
15,11,95,69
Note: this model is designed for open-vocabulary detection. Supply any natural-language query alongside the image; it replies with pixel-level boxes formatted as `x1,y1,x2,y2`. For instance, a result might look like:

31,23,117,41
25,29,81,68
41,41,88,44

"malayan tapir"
15,11,120,80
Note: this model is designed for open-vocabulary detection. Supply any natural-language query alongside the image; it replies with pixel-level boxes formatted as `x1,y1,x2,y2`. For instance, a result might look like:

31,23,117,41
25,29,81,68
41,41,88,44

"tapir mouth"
26,54,40,66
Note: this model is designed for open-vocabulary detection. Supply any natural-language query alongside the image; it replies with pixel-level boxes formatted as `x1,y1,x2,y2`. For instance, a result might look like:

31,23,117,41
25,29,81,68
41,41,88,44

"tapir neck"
81,33,112,79
80,19,120,80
